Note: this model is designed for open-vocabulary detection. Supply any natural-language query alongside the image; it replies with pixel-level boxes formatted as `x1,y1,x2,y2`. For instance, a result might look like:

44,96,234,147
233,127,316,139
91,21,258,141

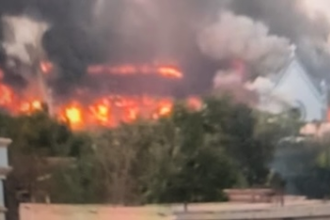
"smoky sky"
0,0,329,97
231,0,329,41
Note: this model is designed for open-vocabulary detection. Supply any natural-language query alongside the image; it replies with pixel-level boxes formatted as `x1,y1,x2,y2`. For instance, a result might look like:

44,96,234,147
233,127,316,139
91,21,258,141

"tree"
89,107,240,204
1,95,280,211
142,97,277,203
200,97,275,185
293,140,330,198
0,111,88,220
45,132,101,204
90,120,164,204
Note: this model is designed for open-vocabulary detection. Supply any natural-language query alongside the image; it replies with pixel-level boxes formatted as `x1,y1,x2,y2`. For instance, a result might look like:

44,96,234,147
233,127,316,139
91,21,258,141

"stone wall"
19,200,330,220
20,204,175,220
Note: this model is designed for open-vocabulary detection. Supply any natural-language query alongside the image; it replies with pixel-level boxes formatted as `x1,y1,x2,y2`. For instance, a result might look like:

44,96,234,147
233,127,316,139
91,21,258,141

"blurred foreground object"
0,138,12,220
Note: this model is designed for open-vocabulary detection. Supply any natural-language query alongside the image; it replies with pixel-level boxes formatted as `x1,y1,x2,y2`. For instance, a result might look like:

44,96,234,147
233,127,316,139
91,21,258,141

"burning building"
0,16,194,129
0,57,190,129
0,1,329,129
0,14,196,129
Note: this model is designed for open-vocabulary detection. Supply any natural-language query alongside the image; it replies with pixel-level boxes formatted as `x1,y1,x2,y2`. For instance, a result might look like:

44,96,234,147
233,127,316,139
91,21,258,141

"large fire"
0,63,201,129
57,96,178,129
88,63,183,79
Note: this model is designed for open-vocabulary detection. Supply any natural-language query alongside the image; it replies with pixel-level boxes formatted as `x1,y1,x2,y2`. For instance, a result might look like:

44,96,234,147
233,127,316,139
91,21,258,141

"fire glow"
58,96,178,129
0,85,178,128
39,61,53,74
0,62,201,129
59,96,193,129
88,64,183,79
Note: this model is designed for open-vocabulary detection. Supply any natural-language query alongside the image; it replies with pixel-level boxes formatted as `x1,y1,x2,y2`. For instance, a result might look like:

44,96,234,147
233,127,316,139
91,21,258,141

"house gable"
270,58,325,121
272,58,322,102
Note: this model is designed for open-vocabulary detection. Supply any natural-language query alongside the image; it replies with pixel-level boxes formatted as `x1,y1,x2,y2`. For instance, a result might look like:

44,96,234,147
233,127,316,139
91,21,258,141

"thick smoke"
0,0,97,92
230,0,329,41
199,11,292,107
2,16,49,65
230,0,330,82
213,68,258,106
198,11,291,77
245,76,294,114
0,0,329,98
1,16,51,103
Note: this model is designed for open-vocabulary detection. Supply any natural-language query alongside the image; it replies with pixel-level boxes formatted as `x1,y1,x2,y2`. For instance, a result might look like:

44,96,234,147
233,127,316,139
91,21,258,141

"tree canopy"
49,97,278,204
0,96,293,220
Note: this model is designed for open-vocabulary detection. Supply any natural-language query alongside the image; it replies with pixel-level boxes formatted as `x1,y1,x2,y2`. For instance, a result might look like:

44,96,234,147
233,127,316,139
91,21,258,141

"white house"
251,57,328,122
0,138,11,220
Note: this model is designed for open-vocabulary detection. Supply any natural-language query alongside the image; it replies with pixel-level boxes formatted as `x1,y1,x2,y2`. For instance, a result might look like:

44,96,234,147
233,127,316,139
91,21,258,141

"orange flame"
0,92,201,129
20,100,43,114
55,96,179,129
0,80,44,115
157,100,173,117
64,104,83,128
0,74,44,115
187,97,203,111
88,64,183,79
0,84,14,106
40,61,53,74
158,67,183,79
89,99,111,125
0,62,201,130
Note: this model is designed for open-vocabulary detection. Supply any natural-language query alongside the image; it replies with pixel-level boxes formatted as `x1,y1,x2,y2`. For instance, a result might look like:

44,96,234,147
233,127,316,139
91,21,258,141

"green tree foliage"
292,140,330,198
270,133,330,199
145,106,239,203
87,97,277,204
0,96,280,210
0,110,87,220
254,111,302,145
0,110,75,156
200,97,275,185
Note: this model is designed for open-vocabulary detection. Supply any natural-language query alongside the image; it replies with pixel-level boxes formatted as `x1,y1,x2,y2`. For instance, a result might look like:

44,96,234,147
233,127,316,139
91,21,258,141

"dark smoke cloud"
0,0,329,97
0,0,105,91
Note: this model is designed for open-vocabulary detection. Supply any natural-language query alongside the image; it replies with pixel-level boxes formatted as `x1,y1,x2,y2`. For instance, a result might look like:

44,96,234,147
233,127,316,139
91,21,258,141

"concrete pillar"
0,138,12,220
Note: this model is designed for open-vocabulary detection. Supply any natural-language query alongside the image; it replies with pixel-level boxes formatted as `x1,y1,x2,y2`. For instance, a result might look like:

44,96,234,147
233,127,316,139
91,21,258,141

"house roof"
270,56,324,102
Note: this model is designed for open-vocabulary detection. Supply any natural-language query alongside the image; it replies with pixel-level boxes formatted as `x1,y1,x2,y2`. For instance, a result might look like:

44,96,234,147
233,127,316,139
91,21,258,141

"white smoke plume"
245,76,294,114
198,11,291,75
213,69,242,88
245,76,274,95
300,0,330,22
213,69,258,106
2,16,51,109
2,16,49,65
